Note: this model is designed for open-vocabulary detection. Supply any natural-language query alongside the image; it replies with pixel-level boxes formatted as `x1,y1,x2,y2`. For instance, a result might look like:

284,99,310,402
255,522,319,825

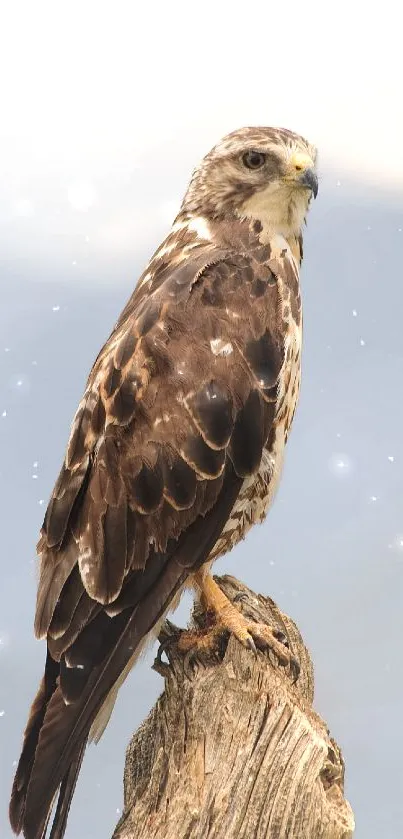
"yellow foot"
178,604,291,665
178,572,299,680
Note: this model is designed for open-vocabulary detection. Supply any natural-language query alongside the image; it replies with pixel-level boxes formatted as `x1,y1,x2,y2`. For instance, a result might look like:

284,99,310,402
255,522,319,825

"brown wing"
10,241,287,839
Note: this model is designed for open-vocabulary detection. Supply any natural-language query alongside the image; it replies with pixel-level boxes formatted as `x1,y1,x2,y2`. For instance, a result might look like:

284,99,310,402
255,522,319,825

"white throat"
239,183,309,243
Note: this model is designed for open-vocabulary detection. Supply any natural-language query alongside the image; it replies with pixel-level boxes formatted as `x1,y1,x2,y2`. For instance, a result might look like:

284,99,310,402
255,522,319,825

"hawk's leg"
179,571,297,675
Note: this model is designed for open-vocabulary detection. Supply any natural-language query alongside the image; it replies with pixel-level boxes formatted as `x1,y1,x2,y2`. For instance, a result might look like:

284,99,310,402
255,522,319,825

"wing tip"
9,789,23,836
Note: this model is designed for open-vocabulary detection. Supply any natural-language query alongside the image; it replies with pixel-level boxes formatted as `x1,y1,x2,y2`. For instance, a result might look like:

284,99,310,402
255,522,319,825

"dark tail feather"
21,567,186,839
12,579,183,839
11,693,87,839
10,465,242,839
10,654,59,834
49,741,87,839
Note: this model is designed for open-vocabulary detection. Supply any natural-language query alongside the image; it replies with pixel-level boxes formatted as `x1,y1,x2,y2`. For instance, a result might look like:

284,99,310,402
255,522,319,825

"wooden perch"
112,575,354,839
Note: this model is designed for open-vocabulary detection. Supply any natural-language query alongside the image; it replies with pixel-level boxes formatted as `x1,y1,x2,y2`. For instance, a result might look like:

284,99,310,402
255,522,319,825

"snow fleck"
39,499,45,506
388,535,403,552
32,360,37,366
359,339,366,347
33,461,38,468
0,710,5,718
12,375,30,395
370,495,378,502
352,309,358,317
336,180,341,187
72,260,77,266
32,474,38,480
388,455,395,463
328,453,352,476
52,305,60,312
4,347,10,353
116,808,121,816
2,410,6,418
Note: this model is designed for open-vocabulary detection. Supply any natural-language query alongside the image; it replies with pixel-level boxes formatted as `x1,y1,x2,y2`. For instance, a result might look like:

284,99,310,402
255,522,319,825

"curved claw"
155,637,173,666
246,623,298,683
269,636,300,683
153,626,180,675
246,635,257,654
152,654,170,677
270,629,299,681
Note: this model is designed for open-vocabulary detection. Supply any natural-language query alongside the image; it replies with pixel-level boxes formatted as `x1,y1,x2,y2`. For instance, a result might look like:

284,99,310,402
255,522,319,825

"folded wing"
10,239,288,839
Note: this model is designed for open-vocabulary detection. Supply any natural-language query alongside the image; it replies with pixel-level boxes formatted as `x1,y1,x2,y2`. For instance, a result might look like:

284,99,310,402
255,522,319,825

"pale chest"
209,314,302,563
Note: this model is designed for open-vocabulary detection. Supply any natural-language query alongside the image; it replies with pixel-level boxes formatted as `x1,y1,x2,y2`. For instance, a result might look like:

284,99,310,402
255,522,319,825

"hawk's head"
181,127,318,238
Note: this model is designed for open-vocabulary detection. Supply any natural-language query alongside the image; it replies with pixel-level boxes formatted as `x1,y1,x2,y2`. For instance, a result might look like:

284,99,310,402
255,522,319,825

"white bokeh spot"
328,453,353,477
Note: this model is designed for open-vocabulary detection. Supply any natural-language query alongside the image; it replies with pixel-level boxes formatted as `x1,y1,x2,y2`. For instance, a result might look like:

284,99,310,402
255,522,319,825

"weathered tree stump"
112,575,354,839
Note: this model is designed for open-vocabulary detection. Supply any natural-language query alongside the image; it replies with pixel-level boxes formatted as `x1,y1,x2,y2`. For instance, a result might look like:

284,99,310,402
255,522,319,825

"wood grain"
112,575,354,839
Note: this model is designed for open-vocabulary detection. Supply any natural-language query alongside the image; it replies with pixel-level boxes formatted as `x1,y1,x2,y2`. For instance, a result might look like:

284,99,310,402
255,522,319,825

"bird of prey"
10,126,318,839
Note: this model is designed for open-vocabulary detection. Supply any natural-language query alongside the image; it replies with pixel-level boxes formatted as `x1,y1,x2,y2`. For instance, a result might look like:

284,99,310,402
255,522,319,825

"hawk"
10,126,318,839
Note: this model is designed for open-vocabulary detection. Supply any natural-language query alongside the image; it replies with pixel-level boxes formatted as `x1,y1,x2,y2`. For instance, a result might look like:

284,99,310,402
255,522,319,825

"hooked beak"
299,168,318,199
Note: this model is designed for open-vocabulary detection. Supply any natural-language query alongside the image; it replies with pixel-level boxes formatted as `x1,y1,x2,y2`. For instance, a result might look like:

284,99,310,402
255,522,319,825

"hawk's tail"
9,589,178,839
10,466,242,839
10,661,87,839
9,646,104,839
10,653,61,837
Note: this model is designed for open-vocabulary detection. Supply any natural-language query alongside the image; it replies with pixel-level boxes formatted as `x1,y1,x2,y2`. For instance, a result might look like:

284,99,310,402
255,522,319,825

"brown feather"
48,742,86,839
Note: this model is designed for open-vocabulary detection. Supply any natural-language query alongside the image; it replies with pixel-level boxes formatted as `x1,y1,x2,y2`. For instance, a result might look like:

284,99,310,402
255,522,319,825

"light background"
1,2,402,837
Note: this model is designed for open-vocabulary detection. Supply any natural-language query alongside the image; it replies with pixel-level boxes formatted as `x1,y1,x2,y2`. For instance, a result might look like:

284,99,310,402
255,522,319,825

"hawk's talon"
175,577,300,682
230,618,298,679
246,635,257,654
153,645,170,676
155,638,171,667
153,623,181,674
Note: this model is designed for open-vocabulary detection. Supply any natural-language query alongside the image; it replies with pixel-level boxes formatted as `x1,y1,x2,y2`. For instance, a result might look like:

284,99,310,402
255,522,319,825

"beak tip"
299,168,318,199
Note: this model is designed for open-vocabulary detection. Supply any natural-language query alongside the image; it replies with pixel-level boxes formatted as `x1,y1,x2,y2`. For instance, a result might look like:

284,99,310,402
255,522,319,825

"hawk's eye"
242,150,266,170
